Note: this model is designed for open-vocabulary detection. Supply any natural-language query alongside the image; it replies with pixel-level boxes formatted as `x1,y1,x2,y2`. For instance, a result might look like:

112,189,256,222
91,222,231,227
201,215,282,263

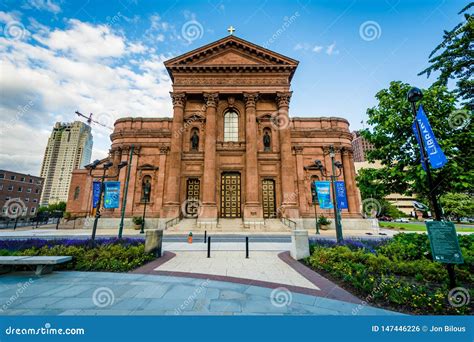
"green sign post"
426,221,463,289
426,221,464,264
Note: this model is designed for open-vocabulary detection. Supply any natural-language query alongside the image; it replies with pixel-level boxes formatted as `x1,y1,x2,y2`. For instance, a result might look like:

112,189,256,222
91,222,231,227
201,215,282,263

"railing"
280,217,297,230
164,217,181,230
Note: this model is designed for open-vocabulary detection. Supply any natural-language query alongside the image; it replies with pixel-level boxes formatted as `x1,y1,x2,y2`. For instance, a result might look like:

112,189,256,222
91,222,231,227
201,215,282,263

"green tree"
440,193,474,221
419,3,473,108
361,81,473,212
37,202,67,215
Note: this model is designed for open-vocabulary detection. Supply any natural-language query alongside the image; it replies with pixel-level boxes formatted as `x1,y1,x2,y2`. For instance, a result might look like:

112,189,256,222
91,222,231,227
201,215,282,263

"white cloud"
0,19,173,175
312,45,323,53
25,0,61,14
326,42,339,56
0,11,20,23
37,19,126,60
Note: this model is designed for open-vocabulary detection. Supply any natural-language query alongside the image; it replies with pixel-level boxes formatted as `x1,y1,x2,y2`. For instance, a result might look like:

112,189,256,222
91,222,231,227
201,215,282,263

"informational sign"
335,181,348,209
92,181,101,208
103,181,121,209
315,181,333,209
426,221,464,264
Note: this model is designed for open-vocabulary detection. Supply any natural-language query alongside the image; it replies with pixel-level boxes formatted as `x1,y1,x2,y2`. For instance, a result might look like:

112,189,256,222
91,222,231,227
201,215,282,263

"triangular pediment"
164,35,298,71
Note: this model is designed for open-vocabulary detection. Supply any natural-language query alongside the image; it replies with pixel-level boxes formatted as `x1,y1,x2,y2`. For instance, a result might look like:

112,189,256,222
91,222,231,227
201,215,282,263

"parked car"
394,218,410,223
378,216,392,222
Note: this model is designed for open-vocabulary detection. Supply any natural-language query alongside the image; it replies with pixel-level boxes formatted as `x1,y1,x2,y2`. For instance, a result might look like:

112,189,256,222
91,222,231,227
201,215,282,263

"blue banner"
0,316,471,342
103,181,120,209
315,181,333,209
335,181,348,209
92,181,101,208
412,105,447,170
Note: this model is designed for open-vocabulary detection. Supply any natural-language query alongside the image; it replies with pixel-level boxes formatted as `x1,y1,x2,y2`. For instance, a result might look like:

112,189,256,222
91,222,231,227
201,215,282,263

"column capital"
170,92,186,107
243,92,259,107
203,93,219,108
276,91,292,108
293,145,304,154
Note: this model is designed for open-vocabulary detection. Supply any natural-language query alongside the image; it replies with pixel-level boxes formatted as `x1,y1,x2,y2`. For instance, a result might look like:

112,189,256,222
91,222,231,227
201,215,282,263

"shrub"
306,234,473,315
0,238,154,272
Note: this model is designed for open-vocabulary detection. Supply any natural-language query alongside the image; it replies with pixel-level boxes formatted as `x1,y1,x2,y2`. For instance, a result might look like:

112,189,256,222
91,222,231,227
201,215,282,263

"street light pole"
408,87,455,288
306,145,344,243
118,145,134,239
91,165,109,241
407,88,442,220
87,160,128,242
329,146,343,243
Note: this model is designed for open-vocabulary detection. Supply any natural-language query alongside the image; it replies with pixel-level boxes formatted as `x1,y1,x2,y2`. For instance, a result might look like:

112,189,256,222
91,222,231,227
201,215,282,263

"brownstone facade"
66,36,361,225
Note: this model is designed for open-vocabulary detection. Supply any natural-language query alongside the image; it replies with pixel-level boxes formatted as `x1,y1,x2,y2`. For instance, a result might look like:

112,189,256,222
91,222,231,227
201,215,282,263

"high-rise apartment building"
40,121,93,206
351,130,374,162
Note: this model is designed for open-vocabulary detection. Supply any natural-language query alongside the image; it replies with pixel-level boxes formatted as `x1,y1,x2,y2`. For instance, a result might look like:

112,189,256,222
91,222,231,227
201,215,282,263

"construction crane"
75,111,113,130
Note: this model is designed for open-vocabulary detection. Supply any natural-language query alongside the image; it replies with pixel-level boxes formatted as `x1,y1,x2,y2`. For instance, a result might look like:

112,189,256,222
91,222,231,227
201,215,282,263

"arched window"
224,110,238,142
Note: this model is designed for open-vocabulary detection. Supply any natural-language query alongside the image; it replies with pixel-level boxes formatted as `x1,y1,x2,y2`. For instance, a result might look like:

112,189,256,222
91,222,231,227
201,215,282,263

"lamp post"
407,87,442,220
310,146,344,243
140,182,151,234
87,159,128,241
407,87,455,288
118,145,134,239
310,181,320,234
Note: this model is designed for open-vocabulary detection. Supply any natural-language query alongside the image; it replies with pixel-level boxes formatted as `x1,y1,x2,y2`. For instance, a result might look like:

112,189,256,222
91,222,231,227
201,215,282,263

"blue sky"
0,0,467,175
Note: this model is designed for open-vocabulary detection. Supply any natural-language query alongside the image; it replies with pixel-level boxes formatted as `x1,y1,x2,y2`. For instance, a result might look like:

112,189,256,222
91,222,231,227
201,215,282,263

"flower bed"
0,238,155,272
305,234,473,315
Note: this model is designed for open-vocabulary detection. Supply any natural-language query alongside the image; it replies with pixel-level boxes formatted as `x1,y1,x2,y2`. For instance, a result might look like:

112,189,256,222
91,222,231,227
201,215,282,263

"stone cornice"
110,130,172,140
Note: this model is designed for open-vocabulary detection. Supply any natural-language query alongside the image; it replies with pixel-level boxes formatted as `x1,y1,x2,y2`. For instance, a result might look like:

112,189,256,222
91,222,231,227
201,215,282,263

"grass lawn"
379,221,474,232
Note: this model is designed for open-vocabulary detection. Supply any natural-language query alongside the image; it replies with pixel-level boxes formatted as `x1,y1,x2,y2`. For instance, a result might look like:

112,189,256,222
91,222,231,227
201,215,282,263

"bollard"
207,236,211,258
246,236,249,259
204,230,207,243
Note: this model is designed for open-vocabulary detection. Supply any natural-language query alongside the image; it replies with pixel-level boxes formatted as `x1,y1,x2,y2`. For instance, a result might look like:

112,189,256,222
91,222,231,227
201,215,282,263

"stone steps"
166,218,291,232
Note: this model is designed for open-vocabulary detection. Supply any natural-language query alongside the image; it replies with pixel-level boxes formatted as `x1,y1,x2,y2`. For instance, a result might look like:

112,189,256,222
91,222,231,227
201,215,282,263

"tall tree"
360,81,473,209
419,3,473,109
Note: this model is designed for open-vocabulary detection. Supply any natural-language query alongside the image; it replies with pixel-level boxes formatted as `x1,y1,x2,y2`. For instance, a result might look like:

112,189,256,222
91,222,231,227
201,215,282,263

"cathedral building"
66,35,366,230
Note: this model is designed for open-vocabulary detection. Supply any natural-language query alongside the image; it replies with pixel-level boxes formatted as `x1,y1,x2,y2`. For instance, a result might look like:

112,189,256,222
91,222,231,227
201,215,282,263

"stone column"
198,93,219,221
293,146,307,215
243,92,263,221
342,148,360,217
162,92,186,218
276,92,299,218
156,146,169,211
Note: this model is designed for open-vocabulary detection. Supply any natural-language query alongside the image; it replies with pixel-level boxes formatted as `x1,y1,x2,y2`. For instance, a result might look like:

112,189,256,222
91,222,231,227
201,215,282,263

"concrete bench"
0,256,72,275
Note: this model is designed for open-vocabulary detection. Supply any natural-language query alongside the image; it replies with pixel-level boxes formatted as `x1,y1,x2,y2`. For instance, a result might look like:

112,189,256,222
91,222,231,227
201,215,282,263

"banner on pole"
104,181,121,209
335,181,348,209
315,181,333,209
412,105,447,170
92,181,101,208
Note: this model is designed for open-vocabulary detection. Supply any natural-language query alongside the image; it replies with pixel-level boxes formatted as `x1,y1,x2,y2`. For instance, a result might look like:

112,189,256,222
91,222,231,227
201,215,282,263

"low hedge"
305,234,473,315
0,238,155,272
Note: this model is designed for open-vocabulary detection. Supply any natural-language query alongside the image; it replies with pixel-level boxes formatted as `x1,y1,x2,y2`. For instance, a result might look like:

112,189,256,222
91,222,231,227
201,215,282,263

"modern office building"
40,121,93,206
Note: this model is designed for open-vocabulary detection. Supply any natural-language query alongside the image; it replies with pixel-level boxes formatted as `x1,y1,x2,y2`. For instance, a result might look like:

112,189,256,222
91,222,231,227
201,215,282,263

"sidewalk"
0,272,399,315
